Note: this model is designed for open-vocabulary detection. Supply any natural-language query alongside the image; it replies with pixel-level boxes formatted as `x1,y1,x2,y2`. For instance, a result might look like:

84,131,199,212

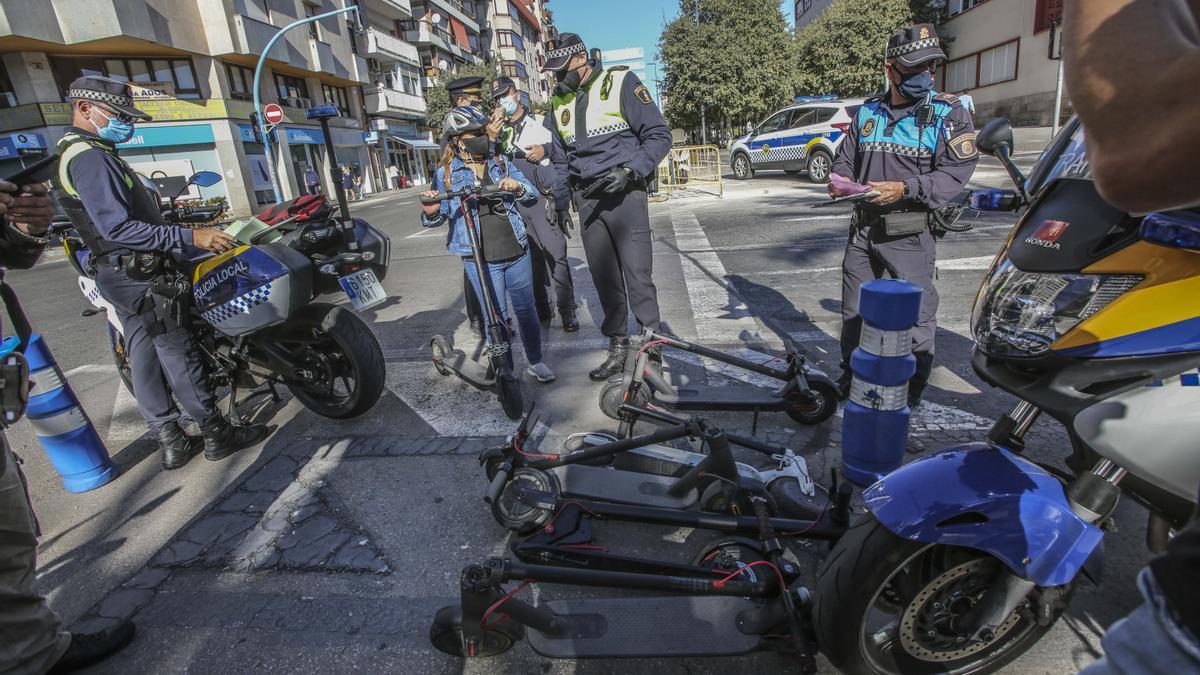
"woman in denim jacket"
420,106,555,382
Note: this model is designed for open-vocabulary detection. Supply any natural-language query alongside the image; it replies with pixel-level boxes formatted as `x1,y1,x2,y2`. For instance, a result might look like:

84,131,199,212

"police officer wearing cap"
829,24,978,410
52,76,267,470
490,76,579,332
543,33,672,381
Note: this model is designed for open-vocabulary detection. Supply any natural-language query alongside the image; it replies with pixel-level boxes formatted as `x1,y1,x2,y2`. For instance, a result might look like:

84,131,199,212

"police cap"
490,76,517,99
886,23,947,67
446,76,484,101
66,75,152,121
543,33,586,72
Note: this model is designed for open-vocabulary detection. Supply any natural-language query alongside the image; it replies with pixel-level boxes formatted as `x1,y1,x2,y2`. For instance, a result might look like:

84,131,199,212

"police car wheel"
732,153,753,180
806,150,832,184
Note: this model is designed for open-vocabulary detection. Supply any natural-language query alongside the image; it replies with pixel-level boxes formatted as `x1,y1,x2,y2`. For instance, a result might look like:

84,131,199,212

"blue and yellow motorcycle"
814,117,1200,673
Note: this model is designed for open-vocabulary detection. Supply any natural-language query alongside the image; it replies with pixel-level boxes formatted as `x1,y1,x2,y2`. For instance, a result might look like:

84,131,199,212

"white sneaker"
527,362,556,383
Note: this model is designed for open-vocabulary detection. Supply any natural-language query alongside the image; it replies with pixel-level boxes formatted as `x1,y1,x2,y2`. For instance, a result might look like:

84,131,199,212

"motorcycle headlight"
971,256,1142,358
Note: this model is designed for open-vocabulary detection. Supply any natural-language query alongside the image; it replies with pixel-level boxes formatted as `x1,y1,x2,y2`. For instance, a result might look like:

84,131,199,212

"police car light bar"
305,105,341,119
794,94,838,104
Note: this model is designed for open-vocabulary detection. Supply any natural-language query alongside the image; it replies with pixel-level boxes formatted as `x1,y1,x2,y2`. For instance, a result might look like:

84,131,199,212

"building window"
322,83,350,116
501,61,528,80
1034,0,1064,33
497,30,524,51
942,38,1019,92
274,74,310,105
226,63,256,100
947,0,986,16
0,61,15,108
399,65,419,95
304,4,320,39
797,0,813,16
52,56,201,99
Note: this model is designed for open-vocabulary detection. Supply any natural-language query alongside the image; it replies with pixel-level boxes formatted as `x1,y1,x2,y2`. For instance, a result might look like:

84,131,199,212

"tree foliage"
794,0,946,98
422,61,500,128
658,0,797,132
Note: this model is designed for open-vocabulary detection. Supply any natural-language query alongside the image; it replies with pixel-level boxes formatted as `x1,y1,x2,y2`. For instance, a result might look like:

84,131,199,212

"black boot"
589,335,628,381
158,422,201,471
561,305,579,332
47,619,135,674
201,417,269,461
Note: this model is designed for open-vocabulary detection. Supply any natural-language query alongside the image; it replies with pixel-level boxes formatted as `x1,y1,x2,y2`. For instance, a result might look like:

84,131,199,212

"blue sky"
551,0,794,99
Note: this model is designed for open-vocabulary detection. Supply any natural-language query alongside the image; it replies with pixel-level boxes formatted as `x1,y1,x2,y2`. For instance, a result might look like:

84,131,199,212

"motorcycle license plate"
339,269,385,311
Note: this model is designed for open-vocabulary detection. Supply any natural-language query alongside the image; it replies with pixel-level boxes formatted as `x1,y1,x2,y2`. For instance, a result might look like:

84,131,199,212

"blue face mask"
92,108,135,143
895,69,934,100
499,95,519,117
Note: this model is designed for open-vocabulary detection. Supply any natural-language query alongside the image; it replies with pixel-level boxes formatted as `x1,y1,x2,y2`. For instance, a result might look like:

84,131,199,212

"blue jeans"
462,251,542,364
1081,568,1200,674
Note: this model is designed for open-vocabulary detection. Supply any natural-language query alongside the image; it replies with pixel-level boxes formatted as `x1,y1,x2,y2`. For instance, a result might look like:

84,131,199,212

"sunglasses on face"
92,103,137,124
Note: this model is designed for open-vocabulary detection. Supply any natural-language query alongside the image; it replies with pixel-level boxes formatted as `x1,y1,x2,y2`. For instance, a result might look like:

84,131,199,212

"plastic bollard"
21,333,118,492
841,279,922,487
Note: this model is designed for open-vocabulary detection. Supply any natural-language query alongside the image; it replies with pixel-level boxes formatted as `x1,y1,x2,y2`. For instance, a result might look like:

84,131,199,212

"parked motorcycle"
814,117,1200,673
57,171,390,420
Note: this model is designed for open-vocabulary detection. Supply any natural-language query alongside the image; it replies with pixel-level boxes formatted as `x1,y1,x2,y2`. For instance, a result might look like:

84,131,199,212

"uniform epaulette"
864,93,885,103
608,65,629,72
933,93,961,106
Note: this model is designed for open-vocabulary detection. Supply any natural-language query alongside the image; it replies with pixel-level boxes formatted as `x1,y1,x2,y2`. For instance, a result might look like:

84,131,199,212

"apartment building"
794,0,833,31
402,0,485,84
0,0,381,217
484,0,549,104
937,0,1065,125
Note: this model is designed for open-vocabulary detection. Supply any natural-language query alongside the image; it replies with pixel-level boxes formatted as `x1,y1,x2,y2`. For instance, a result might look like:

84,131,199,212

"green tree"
794,0,945,98
422,61,500,128
658,0,797,134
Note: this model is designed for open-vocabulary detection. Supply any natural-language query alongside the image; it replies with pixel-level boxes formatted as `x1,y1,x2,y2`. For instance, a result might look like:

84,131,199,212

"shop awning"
390,135,440,151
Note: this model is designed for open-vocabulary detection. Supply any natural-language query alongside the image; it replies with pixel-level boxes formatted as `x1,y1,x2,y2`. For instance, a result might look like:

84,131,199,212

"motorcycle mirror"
976,118,1014,158
969,189,1022,212
188,171,223,188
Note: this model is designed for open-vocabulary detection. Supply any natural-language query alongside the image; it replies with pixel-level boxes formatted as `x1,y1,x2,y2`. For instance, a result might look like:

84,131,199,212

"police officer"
445,76,488,333
489,76,579,332
543,33,672,380
830,24,978,410
52,76,267,470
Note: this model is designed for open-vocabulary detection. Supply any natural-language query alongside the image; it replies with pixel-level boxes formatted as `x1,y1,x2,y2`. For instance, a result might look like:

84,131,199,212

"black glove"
556,209,574,238
600,166,634,195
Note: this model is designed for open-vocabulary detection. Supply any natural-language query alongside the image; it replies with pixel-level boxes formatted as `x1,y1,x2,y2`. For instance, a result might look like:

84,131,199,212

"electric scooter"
481,404,829,532
424,185,524,419
599,331,839,436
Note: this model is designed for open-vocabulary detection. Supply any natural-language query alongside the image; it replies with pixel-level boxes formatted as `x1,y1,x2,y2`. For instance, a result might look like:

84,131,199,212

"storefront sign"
133,99,228,122
117,124,215,148
226,99,310,124
363,131,379,143
285,127,325,145
0,132,47,159
40,103,72,126
236,123,276,144
129,81,176,100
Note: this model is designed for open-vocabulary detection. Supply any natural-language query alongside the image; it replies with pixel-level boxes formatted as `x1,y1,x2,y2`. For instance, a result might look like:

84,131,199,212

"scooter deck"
549,464,696,509
443,348,495,388
527,595,762,658
654,384,783,409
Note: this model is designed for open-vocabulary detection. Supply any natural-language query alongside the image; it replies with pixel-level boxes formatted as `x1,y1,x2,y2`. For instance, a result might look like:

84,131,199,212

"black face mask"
460,136,491,157
555,66,584,95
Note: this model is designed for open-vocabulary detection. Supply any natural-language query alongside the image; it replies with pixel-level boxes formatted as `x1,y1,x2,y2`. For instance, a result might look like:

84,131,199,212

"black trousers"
96,266,219,431
576,186,660,337
518,196,575,316
839,218,939,404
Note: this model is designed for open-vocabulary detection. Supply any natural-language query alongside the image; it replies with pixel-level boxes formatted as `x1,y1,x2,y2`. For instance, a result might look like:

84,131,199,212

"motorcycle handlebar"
419,185,514,205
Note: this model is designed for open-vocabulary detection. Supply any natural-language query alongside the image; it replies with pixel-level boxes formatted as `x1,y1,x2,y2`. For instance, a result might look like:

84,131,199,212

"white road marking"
668,212,760,344
106,379,147,445
404,227,443,239
744,254,997,277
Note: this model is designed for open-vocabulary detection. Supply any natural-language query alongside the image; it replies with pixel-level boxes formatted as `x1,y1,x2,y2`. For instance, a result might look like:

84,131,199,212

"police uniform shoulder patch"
949,131,978,160
634,84,653,105
609,65,629,72
934,93,961,107
860,119,875,136
560,108,571,126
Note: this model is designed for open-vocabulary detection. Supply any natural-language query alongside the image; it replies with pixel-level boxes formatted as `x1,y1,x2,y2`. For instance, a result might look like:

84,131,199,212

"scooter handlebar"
419,185,514,205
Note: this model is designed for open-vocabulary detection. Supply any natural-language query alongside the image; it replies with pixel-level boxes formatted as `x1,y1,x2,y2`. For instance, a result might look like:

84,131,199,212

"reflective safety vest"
51,133,137,256
854,93,955,165
551,67,631,146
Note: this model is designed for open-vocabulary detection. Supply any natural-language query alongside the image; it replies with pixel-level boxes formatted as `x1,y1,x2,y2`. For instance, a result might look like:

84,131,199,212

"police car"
730,96,865,183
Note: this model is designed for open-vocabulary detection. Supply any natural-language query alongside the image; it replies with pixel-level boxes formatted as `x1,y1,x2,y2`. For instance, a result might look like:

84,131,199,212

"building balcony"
233,14,312,70
364,0,413,20
428,0,480,34
364,85,427,118
365,28,420,65
404,26,479,62
310,38,351,80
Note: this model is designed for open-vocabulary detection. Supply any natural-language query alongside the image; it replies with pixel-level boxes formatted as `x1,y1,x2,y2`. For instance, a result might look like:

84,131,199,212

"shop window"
52,56,201,100
226,63,256,100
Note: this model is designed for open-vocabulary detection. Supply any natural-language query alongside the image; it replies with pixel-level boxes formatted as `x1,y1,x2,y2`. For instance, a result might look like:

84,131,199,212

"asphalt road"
7,152,1148,674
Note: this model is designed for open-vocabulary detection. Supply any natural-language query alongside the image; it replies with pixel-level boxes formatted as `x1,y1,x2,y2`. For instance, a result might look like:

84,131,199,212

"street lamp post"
253,5,362,204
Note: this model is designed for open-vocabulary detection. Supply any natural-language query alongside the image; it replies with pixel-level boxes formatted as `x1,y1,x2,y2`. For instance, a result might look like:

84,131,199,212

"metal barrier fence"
655,144,724,198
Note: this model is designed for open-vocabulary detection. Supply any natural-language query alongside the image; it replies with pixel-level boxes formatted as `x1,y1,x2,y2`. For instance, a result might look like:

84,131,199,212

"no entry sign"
262,103,285,126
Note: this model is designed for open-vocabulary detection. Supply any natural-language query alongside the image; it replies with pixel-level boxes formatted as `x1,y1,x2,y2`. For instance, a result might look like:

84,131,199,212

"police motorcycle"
814,117,1200,673
58,170,389,420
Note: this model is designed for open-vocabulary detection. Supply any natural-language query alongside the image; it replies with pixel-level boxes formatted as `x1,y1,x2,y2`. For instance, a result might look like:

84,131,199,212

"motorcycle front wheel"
279,303,385,419
814,516,1072,674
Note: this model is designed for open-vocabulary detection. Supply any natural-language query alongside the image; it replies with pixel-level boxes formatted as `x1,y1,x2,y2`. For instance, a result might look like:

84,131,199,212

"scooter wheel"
693,540,768,573
429,605,522,657
699,480,753,515
598,380,626,420
498,372,524,420
430,336,452,377
785,380,839,425
768,477,829,521
492,467,557,534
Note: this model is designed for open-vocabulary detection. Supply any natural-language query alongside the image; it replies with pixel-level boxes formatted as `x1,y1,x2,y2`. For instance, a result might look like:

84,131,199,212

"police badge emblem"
560,108,570,126
861,119,876,136
920,26,930,39
760,143,771,154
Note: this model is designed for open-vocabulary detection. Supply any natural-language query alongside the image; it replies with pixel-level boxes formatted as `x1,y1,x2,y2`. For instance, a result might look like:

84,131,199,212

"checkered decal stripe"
751,144,807,164
547,43,585,60
67,89,135,108
887,38,940,58
585,121,631,138
862,141,933,158
201,283,272,325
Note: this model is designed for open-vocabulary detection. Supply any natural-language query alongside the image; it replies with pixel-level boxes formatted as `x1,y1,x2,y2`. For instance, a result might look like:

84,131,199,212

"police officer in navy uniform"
489,75,579,332
543,33,673,380
830,24,978,410
52,77,268,470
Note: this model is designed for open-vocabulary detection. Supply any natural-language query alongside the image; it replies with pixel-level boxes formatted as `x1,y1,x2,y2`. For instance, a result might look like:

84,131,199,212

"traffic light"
249,112,264,144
